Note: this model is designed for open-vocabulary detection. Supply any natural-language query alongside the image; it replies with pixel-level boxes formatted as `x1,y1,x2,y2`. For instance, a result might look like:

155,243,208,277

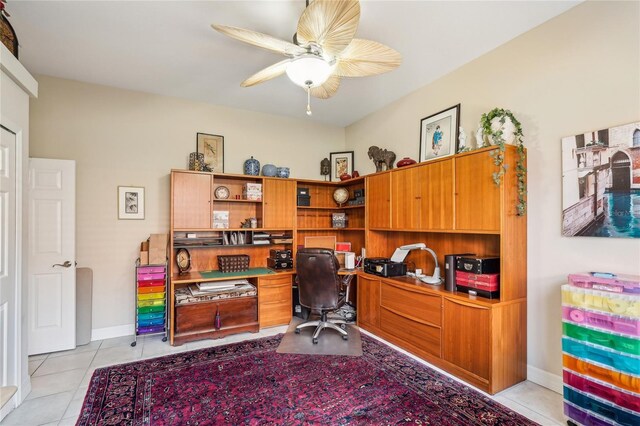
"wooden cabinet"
390,159,453,230
357,274,380,328
258,274,292,328
455,150,500,231
367,172,390,229
263,179,296,228
442,298,491,382
172,171,212,229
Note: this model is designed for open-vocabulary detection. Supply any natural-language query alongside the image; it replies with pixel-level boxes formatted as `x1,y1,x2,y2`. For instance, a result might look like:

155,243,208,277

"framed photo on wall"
329,151,354,182
419,104,460,162
118,186,145,220
197,133,224,172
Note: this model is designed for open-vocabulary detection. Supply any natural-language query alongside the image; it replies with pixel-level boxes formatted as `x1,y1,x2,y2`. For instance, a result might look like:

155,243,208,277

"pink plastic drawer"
569,273,640,295
563,370,640,412
563,306,640,337
137,272,165,281
138,266,165,274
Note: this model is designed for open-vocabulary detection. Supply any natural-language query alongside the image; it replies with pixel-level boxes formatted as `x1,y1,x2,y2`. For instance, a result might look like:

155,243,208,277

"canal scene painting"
562,121,640,238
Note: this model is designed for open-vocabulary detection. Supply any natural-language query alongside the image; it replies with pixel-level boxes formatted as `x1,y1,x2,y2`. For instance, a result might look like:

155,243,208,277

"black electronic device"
364,257,407,278
354,188,364,198
267,257,293,270
444,253,474,291
297,195,310,206
456,256,500,275
269,249,291,260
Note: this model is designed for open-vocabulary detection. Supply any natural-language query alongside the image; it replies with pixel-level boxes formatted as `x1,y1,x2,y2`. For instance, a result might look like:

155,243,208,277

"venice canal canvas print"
561,121,640,238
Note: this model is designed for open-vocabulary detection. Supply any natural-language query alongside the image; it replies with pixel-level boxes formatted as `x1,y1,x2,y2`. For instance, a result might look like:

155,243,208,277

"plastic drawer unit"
563,279,639,426
132,261,168,346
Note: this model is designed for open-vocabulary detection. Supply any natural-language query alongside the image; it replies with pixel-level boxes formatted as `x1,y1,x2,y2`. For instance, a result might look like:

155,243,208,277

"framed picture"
197,133,224,172
329,151,354,182
419,104,460,162
118,186,145,220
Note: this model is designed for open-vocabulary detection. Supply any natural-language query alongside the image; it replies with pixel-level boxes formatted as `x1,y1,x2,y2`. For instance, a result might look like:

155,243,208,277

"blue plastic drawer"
562,337,640,376
138,318,164,327
564,386,639,426
138,312,164,321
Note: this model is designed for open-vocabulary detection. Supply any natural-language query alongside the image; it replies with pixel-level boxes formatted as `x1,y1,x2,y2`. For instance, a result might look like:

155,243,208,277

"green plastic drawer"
563,321,639,355
137,305,165,314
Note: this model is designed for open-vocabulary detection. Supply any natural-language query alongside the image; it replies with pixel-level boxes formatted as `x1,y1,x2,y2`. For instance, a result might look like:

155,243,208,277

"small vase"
396,157,417,167
262,164,277,177
244,156,260,176
276,167,290,178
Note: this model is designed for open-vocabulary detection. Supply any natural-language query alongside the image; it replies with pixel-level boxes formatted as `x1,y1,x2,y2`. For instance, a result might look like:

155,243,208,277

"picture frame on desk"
329,151,354,182
419,104,460,162
118,186,144,220
197,133,224,172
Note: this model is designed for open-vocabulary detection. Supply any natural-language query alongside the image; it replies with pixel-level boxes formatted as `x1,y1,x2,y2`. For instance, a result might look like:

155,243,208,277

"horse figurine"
368,146,396,172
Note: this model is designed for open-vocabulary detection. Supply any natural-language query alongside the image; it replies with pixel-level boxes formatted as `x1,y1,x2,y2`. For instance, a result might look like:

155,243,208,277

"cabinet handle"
446,297,490,310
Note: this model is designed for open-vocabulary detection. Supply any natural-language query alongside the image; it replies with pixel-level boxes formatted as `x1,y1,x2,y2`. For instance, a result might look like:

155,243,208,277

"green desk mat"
199,267,275,279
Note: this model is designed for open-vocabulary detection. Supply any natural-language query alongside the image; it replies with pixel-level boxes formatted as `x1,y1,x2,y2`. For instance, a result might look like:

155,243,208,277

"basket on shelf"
218,254,250,273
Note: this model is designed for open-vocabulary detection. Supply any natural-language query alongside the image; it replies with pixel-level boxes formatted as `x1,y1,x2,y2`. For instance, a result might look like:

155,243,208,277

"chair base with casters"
295,310,348,344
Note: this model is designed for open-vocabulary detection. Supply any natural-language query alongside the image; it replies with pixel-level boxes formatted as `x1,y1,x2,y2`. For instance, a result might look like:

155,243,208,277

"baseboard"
18,375,31,404
91,324,135,341
0,392,17,422
527,364,563,394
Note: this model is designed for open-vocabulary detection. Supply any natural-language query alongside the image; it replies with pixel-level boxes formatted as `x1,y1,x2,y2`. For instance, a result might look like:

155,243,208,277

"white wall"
29,76,345,334
345,1,640,388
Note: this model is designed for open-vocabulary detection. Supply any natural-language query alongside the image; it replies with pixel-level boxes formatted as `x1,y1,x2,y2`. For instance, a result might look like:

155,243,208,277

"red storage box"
455,271,499,291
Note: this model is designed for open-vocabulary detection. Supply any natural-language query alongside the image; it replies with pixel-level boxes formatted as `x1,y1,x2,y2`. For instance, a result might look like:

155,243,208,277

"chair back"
296,248,341,311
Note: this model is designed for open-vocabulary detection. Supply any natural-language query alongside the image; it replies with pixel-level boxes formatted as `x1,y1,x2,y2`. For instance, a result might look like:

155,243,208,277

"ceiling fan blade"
241,59,290,87
296,0,360,57
335,38,402,77
309,74,341,99
212,24,306,56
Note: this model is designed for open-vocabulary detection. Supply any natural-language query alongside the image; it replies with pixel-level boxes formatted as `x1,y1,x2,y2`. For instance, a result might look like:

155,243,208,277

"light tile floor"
2,327,565,425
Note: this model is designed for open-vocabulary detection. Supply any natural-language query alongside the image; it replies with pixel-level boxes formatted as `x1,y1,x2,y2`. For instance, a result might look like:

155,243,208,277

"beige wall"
29,76,345,332
345,1,640,382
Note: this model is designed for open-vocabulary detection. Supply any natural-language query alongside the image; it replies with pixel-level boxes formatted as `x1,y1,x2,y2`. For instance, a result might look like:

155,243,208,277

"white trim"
91,324,135,341
527,364,563,394
0,44,38,97
0,392,17,422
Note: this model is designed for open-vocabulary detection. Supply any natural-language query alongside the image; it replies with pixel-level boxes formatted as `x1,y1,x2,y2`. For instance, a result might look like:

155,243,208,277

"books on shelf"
252,232,271,245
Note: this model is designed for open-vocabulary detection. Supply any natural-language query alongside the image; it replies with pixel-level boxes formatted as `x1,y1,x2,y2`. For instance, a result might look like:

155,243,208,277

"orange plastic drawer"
563,354,640,394
138,286,165,294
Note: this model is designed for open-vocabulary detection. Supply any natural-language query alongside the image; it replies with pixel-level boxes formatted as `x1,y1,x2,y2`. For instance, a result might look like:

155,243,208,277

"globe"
333,187,349,205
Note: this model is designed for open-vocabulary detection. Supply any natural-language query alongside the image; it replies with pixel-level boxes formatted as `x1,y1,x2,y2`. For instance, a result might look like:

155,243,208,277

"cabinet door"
390,167,420,229
172,172,212,229
357,275,380,328
420,159,454,230
455,151,500,231
258,275,292,327
442,298,491,381
263,179,296,229
367,173,390,228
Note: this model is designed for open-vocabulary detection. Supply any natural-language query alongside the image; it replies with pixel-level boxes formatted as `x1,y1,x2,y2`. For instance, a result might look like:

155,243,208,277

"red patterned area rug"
77,335,536,425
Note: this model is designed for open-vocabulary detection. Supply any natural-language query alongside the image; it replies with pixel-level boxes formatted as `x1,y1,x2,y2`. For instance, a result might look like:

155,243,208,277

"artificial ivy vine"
480,108,527,216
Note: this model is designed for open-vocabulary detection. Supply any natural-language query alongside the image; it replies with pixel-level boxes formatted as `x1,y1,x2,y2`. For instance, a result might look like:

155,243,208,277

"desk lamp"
399,243,442,285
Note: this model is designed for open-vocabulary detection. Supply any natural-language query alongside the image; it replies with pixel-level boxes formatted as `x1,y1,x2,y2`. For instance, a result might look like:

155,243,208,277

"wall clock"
176,248,191,274
214,185,230,199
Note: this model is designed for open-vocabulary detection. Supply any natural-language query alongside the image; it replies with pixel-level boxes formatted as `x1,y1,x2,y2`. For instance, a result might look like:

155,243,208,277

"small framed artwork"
197,133,224,172
419,103,460,162
118,186,145,220
329,151,354,182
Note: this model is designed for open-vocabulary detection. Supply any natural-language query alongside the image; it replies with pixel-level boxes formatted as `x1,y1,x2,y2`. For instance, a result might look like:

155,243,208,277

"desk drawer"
380,281,442,326
260,282,291,304
260,301,292,328
175,297,257,334
380,307,441,357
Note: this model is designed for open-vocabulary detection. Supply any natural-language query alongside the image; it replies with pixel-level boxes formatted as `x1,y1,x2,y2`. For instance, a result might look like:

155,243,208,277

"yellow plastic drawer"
137,299,165,308
561,285,639,318
138,292,165,301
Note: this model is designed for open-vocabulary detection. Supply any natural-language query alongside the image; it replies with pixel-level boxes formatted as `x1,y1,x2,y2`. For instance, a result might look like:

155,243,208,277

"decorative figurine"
276,167,290,178
320,158,330,181
475,125,486,149
243,156,260,175
368,146,396,172
458,127,470,152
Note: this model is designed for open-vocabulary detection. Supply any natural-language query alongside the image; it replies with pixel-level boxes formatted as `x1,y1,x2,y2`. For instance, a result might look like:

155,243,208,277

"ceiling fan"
212,0,401,115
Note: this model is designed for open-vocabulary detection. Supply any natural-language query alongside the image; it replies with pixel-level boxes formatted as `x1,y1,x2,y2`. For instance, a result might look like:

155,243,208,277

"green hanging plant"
479,108,527,216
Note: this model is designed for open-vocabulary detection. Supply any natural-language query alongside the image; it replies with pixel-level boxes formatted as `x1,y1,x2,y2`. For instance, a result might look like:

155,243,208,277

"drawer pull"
445,298,490,310
382,306,440,328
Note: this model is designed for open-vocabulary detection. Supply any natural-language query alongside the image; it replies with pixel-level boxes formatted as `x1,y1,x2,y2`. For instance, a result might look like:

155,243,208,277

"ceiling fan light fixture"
286,54,334,88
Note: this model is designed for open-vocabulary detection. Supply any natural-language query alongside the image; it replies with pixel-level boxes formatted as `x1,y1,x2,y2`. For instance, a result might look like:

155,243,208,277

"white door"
0,127,18,393
28,158,76,355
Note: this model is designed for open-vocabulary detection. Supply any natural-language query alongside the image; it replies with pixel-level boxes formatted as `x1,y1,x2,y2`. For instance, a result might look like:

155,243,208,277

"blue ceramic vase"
276,167,290,178
244,156,260,176
262,164,277,177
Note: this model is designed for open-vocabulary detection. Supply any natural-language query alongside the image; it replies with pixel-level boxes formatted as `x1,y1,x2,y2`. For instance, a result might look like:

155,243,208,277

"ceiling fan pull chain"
306,84,312,116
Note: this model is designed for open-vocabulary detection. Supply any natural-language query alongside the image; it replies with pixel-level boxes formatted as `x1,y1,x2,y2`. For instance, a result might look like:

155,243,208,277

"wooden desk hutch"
169,145,526,394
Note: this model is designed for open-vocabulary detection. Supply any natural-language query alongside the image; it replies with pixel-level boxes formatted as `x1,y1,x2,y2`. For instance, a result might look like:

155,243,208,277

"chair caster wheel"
130,342,136,347
162,337,167,342
342,335,348,341
295,328,301,334
312,338,318,344
340,323,346,329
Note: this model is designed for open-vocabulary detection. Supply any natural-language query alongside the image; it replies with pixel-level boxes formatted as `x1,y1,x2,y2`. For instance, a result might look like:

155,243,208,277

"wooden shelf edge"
297,205,365,210
213,199,263,204
367,228,500,235
297,227,365,231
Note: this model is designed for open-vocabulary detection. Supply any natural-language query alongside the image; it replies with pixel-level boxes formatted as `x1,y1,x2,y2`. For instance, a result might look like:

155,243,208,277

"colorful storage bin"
134,262,167,343
563,280,639,426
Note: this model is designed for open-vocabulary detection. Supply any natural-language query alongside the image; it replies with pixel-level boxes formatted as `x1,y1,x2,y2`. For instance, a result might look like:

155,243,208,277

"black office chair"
295,248,349,344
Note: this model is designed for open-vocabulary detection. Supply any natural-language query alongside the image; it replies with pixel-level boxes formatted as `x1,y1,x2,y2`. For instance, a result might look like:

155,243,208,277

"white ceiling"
9,1,579,127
